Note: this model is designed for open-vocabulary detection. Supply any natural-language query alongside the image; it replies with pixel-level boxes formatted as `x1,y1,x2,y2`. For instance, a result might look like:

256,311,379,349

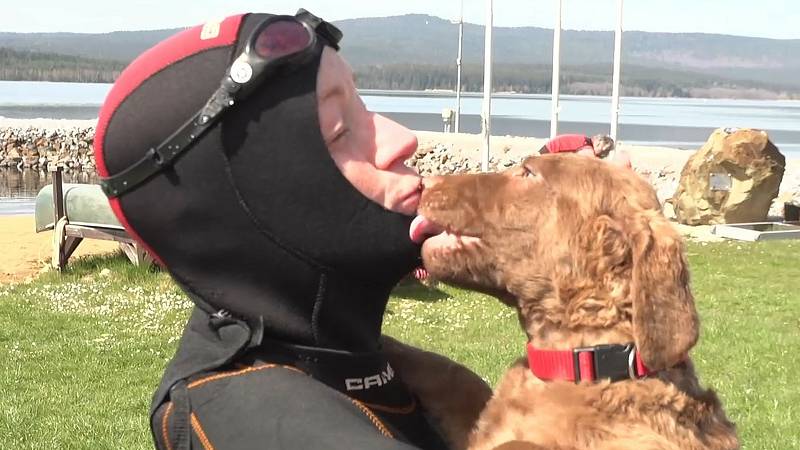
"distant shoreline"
1,123,798,220
3,81,800,104
2,115,800,157
381,112,800,156
361,89,800,102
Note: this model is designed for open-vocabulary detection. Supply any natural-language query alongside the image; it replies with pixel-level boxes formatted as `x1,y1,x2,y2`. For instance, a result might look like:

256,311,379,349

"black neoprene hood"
94,12,421,352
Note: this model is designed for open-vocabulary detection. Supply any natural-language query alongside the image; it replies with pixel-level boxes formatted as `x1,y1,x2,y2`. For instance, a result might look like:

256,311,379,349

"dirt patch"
0,215,118,284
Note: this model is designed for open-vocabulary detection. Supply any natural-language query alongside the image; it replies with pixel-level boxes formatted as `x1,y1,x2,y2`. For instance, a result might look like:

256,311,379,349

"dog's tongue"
409,215,428,244
409,215,439,281
409,215,445,244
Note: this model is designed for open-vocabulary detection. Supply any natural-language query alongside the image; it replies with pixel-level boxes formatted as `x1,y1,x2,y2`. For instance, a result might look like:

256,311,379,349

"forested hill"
0,29,175,62
334,15,800,89
0,48,125,83
2,14,799,98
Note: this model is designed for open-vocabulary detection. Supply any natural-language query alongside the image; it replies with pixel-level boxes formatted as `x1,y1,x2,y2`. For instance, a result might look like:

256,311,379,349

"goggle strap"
99,105,220,198
100,12,341,198
296,9,342,50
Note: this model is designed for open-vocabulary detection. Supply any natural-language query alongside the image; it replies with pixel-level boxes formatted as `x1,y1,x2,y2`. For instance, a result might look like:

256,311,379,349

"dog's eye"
521,166,537,178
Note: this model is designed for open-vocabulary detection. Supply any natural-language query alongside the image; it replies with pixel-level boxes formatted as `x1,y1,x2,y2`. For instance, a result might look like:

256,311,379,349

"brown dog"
410,154,738,450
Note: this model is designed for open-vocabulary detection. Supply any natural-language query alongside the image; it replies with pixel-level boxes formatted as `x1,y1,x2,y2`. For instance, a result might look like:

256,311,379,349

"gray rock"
670,128,785,225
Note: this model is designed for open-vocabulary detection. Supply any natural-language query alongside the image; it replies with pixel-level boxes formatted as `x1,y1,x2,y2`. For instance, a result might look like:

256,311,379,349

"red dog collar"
526,343,651,383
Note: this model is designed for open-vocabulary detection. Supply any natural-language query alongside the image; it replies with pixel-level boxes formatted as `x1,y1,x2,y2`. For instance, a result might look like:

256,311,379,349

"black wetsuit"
94,12,448,450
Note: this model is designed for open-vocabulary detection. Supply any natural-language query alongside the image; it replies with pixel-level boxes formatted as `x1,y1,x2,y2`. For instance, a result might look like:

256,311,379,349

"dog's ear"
584,214,631,277
628,210,698,370
560,214,633,326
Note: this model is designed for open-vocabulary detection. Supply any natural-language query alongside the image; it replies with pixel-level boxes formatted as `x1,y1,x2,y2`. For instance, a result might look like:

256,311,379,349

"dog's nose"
422,176,444,190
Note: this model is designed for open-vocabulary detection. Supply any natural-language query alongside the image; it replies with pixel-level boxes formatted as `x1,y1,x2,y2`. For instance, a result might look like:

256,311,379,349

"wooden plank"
53,216,68,271
64,224,136,243
52,167,65,225
56,224,152,270
62,237,83,261
119,242,137,265
135,243,153,267
47,174,155,270
119,242,153,267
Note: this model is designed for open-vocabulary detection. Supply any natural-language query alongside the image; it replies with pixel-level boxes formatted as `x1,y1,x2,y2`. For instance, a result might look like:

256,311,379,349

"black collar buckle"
572,343,639,383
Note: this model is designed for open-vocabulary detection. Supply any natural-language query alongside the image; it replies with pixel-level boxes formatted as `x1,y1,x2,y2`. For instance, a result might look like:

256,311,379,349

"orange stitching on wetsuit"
162,402,174,450
183,363,393,439
187,364,304,389
343,396,394,438
361,397,417,415
190,413,216,450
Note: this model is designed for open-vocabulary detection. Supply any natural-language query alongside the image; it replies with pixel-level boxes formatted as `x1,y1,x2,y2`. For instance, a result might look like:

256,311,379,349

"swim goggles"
101,10,342,198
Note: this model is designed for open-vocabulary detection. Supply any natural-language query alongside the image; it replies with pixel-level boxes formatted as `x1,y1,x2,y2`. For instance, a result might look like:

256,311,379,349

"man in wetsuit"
94,10,489,450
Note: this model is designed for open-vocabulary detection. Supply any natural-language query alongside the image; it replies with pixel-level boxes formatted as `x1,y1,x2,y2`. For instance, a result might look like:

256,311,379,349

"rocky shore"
1,121,798,218
409,131,800,219
0,124,95,172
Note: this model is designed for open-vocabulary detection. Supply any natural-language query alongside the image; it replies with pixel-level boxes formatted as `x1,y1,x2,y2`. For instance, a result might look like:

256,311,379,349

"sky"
4,0,800,40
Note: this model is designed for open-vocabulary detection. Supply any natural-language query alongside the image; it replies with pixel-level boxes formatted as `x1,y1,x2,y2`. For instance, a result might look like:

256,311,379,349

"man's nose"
372,113,418,170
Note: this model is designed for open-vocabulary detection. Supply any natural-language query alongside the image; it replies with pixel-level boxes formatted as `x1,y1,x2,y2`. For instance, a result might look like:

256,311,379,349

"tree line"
354,63,767,98
0,48,125,83
2,47,796,99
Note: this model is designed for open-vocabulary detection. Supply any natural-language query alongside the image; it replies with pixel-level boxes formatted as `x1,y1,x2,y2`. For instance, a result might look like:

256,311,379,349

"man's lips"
397,190,421,215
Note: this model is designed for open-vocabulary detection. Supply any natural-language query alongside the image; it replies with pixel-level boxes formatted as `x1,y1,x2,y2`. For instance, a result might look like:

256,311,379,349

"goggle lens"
254,19,313,60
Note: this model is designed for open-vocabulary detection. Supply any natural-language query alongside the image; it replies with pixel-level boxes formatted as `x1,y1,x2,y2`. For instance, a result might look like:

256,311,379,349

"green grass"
0,241,798,449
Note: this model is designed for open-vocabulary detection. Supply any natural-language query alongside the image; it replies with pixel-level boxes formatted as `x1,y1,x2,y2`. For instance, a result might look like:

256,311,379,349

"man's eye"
330,128,349,144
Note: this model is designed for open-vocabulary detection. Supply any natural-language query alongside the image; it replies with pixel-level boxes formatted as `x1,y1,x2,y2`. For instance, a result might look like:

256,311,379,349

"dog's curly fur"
416,154,739,450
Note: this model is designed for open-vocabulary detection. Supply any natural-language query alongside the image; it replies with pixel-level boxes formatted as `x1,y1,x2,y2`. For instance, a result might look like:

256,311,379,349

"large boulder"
670,128,785,225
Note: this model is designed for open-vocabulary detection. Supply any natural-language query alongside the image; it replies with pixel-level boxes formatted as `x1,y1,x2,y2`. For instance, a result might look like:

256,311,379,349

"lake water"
2,81,799,152
0,168,99,215
2,80,799,214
